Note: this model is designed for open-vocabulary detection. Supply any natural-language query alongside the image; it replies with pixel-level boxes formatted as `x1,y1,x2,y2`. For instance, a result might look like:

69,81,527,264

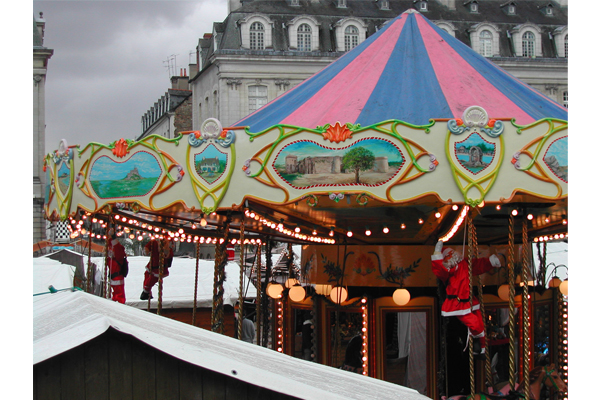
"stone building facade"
33,13,53,244
186,0,567,131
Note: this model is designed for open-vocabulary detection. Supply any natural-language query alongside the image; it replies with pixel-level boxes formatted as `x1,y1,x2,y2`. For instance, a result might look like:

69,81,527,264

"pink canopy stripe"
280,16,408,128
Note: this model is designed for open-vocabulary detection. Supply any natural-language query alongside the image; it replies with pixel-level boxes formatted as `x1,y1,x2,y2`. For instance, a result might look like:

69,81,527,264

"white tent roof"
33,256,256,309
33,257,75,295
33,291,428,400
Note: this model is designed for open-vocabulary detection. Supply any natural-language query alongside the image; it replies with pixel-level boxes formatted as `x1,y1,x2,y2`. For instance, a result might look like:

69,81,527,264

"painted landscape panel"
455,133,495,175
90,152,162,198
194,144,228,184
544,136,568,182
57,162,71,195
274,138,404,188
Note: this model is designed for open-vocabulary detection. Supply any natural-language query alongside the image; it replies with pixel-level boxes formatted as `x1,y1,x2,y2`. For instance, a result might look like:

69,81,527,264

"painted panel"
90,152,161,199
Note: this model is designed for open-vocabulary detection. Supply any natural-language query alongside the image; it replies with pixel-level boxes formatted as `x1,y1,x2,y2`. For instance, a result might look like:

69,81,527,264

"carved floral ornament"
447,105,504,138
322,122,353,143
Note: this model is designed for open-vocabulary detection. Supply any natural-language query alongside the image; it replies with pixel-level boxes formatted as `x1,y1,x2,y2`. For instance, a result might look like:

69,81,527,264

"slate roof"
197,0,567,69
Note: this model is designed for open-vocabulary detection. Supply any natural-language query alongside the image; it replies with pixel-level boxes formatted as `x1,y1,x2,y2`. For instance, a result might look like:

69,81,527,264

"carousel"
43,10,567,400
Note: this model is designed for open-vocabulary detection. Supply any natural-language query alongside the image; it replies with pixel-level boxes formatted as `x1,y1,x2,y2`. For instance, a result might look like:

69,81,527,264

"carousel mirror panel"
375,296,436,398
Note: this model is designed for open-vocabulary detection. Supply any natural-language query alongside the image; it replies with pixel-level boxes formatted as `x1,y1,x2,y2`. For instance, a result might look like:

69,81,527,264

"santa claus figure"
431,240,501,357
107,228,127,304
140,238,173,300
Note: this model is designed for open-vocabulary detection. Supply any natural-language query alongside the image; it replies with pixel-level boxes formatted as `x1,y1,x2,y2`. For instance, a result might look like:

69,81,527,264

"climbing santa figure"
140,238,173,300
431,240,501,357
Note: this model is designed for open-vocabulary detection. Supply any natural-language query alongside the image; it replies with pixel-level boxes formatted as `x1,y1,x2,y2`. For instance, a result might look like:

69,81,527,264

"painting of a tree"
342,146,375,183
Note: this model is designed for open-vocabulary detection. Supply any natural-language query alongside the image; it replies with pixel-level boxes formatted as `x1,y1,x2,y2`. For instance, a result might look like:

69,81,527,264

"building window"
250,22,265,50
249,85,268,113
508,5,515,14
479,30,493,57
419,2,428,12
562,91,568,108
471,3,478,13
344,25,359,51
564,34,568,58
522,31,535,58
297,23,312,51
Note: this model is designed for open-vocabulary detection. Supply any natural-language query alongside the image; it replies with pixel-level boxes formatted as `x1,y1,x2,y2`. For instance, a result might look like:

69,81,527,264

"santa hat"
442,247,454,257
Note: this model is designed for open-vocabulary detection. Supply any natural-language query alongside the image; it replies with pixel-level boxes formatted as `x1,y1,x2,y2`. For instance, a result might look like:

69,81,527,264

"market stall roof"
33,291,430,400
236,9,567,132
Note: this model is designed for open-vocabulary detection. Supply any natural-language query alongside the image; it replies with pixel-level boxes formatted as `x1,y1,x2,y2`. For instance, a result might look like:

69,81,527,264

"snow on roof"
33,257,75,295
33,291,429,400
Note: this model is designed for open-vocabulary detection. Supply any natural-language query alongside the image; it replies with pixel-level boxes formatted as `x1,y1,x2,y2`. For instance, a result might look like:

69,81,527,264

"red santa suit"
141,239,173,300
431,241,501,354
108,237,127,304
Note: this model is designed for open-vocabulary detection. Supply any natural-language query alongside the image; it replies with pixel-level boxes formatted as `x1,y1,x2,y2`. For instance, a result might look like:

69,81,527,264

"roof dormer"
336,0,347,8
500,1,517,16
413,0,428,12
377,0,390,11
464,0,479,13
539,3,554,17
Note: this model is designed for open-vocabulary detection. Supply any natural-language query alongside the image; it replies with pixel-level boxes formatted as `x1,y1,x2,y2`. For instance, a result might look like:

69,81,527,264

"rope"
521,216,531,400
157,238,166,315
237,215,246,341
262,239,273,347
467,212,475,397
472,220,493,388
255,242,262,346
508,213,517,389
192,240,200,326
86,219,93,293
103,217,112,300
211,211,231,334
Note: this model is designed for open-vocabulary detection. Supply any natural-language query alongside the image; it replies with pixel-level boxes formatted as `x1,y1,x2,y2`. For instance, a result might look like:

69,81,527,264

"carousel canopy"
236,9,567,132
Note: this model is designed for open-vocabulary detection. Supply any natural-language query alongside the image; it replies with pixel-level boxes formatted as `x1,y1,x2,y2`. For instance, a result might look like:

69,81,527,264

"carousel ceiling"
44,10,567,248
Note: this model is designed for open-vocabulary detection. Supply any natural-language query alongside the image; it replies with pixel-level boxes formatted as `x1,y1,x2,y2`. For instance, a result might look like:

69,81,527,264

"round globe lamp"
559,279,568,296
289,285,306,302
392,288,411,306
548,277,562,288
266,282,284,299
330,286,348,304
497,284,510,301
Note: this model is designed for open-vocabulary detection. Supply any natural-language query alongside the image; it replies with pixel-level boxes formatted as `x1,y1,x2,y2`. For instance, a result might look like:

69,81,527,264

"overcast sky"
33,0,228,151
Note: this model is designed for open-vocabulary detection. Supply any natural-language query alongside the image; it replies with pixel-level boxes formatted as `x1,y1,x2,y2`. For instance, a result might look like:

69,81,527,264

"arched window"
563,91,568,108
522,31,535,58
344,25,359,51
297,23,312,51
248,85,268,113
479,30,493,57
250,22,265,50
564,34,568,58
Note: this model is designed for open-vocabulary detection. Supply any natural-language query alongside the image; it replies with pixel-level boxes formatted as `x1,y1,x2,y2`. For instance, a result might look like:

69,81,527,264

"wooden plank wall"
34,327,299,400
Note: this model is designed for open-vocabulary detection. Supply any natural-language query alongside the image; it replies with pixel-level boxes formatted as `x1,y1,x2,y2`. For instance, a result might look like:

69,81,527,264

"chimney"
171,69,190,90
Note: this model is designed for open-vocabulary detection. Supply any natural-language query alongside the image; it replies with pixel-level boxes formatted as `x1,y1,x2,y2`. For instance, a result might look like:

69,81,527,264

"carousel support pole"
521,215,531,400
508,213,517,390
211,211,231,334
255,242,263,346
236,215,246,340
